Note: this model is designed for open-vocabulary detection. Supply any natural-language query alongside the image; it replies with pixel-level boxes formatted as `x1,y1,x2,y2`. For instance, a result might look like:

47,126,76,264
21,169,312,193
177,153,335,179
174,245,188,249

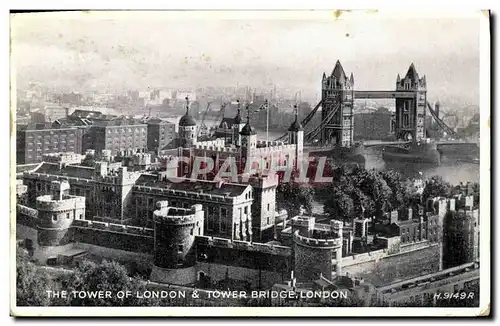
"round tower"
179,96,197,148
292,217,343,282
36,180,86,247
153,201,204,269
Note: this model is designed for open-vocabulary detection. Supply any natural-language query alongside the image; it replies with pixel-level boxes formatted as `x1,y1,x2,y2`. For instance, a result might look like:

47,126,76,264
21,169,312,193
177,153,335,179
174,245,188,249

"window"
79,214,83,220
244,206,248,215
52,215,58,222
178,245,183,252
66,213,70,219
267,203,270,211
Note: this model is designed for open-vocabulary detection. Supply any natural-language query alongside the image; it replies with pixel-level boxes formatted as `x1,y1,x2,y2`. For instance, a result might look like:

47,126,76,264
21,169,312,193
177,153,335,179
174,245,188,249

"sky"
11,11,482,106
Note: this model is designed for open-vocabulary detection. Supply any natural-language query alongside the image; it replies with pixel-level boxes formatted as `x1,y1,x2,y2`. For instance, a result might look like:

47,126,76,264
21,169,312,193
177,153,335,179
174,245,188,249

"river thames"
197,117,480,184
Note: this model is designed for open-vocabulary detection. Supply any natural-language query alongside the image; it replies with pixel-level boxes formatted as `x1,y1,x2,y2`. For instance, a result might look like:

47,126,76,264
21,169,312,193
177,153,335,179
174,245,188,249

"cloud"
11,12,480,104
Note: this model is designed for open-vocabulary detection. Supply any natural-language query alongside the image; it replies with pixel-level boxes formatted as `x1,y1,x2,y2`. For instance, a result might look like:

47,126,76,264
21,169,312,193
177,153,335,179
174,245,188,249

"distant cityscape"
15,61,481,308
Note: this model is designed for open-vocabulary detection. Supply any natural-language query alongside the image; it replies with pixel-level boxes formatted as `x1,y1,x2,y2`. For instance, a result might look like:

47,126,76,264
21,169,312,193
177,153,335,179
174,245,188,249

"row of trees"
274,165,477,224
16,248,167,307
321,166,471,223
322,166,415,222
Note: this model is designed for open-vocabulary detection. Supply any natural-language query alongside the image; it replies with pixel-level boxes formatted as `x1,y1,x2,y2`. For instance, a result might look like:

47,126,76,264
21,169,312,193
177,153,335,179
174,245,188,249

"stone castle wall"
342,243,442,286
72,219,154,254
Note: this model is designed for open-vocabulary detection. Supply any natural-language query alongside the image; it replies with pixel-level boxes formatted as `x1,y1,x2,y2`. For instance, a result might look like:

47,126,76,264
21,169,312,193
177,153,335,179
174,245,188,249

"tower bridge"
275,60,476,157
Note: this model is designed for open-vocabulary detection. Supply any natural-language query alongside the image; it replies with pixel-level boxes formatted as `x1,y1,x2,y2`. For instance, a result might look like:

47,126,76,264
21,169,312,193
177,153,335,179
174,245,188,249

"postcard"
10,9,490,317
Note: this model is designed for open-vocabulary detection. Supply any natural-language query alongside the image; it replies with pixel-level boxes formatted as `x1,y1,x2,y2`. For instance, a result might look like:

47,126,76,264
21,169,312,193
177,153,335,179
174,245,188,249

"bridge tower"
395,63,427,142
321,60,354,147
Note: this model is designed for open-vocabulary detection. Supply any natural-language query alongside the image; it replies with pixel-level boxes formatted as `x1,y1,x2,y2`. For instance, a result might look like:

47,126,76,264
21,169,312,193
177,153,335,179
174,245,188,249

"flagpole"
266,99,269,146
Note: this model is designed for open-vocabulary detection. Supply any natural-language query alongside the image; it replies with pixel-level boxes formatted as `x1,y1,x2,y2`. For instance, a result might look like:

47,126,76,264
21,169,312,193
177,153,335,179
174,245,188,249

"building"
22,162,142,224
16,125,83,164
132,174,253,240
85,119,148,155
375,262,480,307
395,63,427,141
174,99,304,180
17,196,451,300
42,152,85,166
321,60,354,147
214,102,244,146
442,195,480,269
145,117,177,154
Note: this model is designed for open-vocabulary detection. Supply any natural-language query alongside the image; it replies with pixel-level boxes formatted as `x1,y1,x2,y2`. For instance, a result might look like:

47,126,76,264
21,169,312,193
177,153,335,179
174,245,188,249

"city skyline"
12,11,480,106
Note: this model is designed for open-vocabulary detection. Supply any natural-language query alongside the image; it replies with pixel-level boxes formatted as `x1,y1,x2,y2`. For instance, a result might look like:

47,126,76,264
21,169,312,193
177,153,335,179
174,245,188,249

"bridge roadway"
303,139,478,153
353,91,416,99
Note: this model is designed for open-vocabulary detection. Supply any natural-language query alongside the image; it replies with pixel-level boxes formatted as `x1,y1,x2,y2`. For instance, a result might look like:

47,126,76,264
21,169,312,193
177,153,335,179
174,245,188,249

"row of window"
106,128,146,134
51,212,83,222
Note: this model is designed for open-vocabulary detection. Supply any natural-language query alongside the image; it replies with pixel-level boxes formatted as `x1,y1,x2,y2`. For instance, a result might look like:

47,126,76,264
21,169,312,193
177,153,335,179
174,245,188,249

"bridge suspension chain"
304,101,341,142
426,101,457,137
274,100,323,141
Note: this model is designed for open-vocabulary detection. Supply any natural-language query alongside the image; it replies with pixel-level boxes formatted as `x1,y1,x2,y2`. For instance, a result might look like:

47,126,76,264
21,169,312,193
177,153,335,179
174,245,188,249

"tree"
60,259,159,306
81,155,96,167
422,176,452,202
276,182,314,217
381,170,412,210
16,248,54,306
323,186,355,222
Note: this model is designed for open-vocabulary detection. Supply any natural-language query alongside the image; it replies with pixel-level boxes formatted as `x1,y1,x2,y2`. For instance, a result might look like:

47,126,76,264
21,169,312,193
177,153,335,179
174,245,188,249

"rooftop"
134,174,250,197
30,162,95,180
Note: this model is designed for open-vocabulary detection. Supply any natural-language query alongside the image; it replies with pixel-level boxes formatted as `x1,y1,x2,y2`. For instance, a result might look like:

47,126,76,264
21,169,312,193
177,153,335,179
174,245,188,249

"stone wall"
195,236,291,273
72,220,154,254
342,243,442,286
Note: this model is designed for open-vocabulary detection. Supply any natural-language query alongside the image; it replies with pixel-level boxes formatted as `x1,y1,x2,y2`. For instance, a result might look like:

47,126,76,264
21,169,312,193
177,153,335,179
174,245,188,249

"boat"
436,141,480,162
382,139,440,165
308,142,366,170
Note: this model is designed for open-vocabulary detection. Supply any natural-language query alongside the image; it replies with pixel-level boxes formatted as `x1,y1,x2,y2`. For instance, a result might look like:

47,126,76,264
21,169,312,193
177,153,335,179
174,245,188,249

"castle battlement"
341,248,388,266
71,219,154,237
17,204,38,218
26,172,93,184
36,194,86,212
256,140,286,147
253,144,296,155
193,144,239,154
154,201,203,225
293,230,342,248
134,185,236,203
194,236,291,256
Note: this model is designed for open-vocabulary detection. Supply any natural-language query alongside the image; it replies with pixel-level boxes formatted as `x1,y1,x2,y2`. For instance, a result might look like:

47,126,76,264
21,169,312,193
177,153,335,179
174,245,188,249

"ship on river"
382,139,441,165
437,141,480,164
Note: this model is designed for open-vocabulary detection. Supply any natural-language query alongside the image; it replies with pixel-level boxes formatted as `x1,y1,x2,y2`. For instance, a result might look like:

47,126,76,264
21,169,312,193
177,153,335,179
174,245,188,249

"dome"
179,113,197,127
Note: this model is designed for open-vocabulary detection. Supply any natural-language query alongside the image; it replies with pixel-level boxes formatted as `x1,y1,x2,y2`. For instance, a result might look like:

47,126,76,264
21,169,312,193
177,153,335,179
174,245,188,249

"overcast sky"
11,11,482,105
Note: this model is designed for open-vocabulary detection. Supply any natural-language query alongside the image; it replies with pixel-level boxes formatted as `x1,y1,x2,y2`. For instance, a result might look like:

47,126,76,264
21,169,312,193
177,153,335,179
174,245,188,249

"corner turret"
179,96,198,148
